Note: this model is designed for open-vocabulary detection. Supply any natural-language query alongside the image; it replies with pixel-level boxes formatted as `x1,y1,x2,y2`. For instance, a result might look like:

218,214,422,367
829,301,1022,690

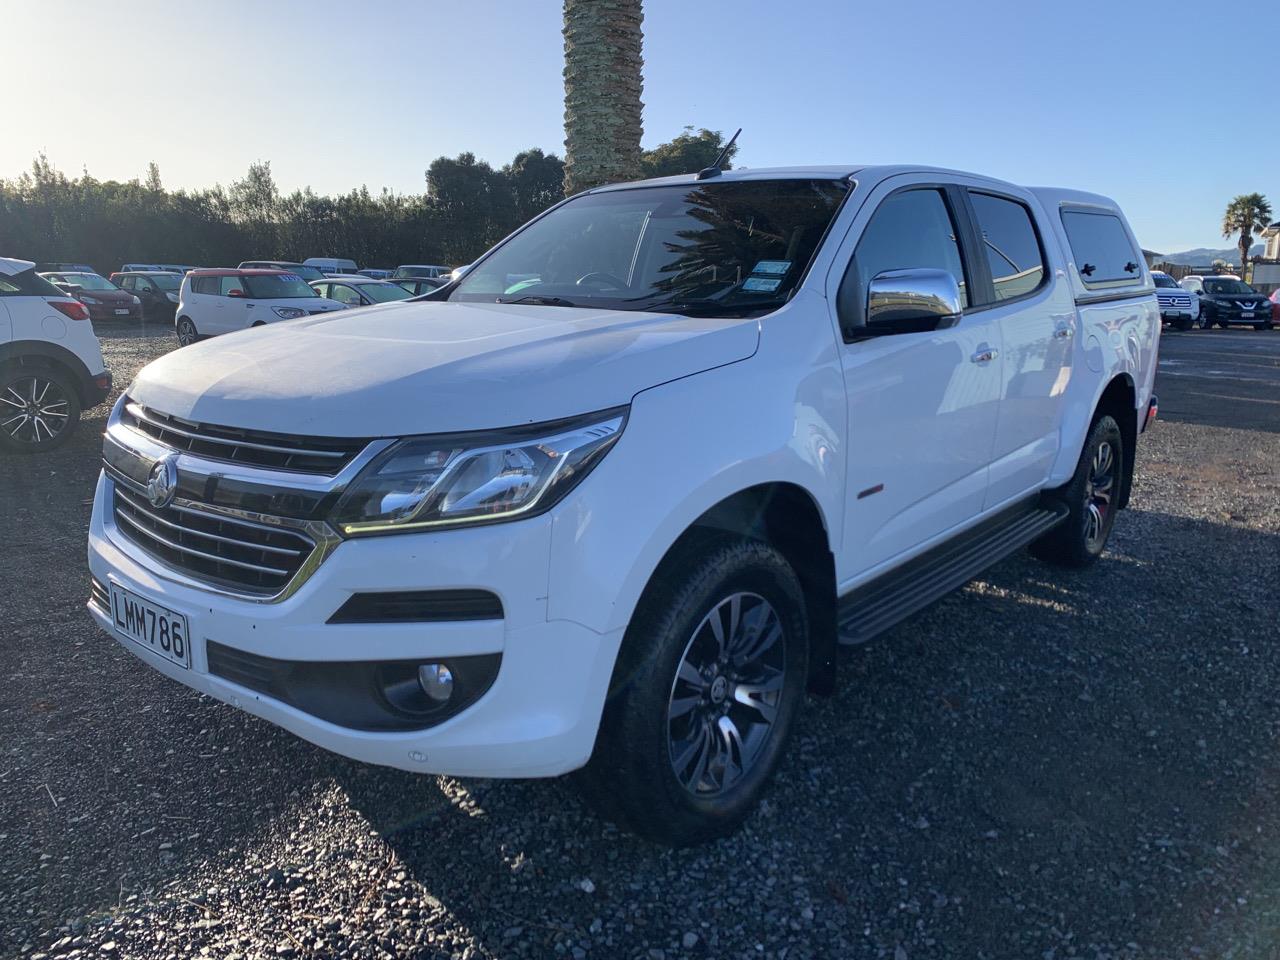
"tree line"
0,128,735,276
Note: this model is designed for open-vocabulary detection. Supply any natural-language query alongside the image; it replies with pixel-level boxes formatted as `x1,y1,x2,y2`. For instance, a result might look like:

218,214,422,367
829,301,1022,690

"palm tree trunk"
1240,234,1250,281
562,0,645,196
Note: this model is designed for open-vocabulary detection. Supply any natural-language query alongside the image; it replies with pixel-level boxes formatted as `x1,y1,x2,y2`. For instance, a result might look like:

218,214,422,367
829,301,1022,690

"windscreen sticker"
751,260,791,276
743,276,783,292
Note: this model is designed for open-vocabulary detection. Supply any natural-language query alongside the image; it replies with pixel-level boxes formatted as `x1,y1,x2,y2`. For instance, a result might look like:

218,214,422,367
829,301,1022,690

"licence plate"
114,308,130,315
1241,311,1254,318
109,583,191,669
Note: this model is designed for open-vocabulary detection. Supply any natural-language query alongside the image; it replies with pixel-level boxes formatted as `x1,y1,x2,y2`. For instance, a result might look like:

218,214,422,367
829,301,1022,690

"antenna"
696,128,741,180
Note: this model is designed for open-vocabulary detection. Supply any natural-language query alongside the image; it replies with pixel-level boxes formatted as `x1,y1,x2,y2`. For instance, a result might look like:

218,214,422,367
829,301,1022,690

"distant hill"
1159,243,1264,266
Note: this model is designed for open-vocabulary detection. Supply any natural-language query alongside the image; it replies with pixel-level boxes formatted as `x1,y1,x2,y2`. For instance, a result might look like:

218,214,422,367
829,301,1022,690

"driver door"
829,180,1003,583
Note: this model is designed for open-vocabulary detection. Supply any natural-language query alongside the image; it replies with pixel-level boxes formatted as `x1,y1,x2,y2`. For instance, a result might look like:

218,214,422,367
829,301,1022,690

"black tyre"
0,362,82,454
1254,322,1271,332
1031,414,1123,567
578,537,809,846
1174,317,1194,332
176,317,199,346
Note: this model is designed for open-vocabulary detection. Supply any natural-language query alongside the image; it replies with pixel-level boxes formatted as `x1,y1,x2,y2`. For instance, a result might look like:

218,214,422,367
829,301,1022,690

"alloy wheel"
1083,440,1115,550
0,375,71,446
667,591,787,797
177,319,197,346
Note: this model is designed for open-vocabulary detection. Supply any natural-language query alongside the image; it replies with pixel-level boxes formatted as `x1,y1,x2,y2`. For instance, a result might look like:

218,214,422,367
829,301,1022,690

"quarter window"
1061,210,1142,287
969,192,1045,303
192,276,220,295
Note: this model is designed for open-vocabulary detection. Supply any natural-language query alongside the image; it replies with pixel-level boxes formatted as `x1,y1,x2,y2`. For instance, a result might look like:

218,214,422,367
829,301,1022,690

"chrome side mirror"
866,268,962,334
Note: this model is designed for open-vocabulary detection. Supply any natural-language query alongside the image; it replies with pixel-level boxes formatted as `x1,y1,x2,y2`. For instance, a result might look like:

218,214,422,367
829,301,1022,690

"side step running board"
836,499,1069,646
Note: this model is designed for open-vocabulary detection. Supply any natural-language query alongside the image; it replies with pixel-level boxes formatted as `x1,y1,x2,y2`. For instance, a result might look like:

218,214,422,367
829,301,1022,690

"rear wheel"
176,317,199,346
578,537,809,846
1031,415,1123,567
0,363,82,454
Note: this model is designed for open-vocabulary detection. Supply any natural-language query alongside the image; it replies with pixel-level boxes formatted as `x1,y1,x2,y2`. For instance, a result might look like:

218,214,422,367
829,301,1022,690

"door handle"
970,348,998,364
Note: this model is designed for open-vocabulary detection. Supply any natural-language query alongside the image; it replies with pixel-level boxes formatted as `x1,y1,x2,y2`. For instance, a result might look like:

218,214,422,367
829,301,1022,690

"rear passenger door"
829,179,1004,579
961,187,1076,508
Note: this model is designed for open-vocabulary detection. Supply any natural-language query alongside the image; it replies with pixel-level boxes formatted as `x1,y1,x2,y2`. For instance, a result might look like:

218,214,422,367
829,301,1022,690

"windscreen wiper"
495,295,579,307
654,297,790,316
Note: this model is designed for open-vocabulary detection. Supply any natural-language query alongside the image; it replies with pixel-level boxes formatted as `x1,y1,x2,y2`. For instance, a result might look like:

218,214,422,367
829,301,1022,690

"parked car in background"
35,261,95,274
311,276,414,308
1,257,111,452
111,270,183,321
119,262,194,274
89,164,1159,845
449,264,471,282
39,271,142,322
238,261,327,283
303,257,358,276
1194,276,1273,330
392,264,451,280
174,269,344,345
357,268,393,280
1151,270,1198,330
1179,273,1239,294
392,277,447,296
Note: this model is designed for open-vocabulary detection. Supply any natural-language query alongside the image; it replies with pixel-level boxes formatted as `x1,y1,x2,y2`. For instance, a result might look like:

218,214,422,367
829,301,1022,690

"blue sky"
4,0,1276,252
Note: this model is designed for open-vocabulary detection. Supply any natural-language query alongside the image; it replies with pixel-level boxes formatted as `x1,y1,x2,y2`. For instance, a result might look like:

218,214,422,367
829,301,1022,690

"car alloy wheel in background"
0,369,81,453
176,318,198,346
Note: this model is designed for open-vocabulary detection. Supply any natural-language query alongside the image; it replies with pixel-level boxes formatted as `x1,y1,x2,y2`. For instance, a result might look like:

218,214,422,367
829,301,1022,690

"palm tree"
1222,193,1272,281
562,0,644,196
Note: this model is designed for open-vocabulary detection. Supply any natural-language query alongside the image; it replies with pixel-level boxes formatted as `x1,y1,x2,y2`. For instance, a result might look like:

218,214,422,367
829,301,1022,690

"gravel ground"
1,326,1278,960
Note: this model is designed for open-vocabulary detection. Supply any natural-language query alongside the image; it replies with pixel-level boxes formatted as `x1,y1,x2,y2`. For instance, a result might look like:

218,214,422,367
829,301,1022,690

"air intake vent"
327,590,504,624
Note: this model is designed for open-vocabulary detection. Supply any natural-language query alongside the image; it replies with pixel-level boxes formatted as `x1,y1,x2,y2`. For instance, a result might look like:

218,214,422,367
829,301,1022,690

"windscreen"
1202,278,1257,296
59,273,117,291
360,282,413,303
1152,274,1180,289
242,274,319,299
449,179,850,314
149,273,182,290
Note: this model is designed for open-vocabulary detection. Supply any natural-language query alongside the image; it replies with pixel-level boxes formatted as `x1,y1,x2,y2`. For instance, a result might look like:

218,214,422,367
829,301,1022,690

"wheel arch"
626,482,838,696
0,340,94,405
1093,373,1137,510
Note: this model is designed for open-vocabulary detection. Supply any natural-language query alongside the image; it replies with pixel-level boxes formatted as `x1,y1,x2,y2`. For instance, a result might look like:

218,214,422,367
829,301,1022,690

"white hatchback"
174,269,344,345
0,256,112,452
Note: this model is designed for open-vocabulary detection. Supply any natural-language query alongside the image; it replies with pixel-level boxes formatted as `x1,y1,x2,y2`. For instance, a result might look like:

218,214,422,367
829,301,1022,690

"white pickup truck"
88,165,1159,846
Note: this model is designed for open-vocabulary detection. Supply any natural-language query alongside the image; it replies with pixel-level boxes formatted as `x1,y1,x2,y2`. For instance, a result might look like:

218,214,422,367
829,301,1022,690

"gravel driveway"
1,326,1277,960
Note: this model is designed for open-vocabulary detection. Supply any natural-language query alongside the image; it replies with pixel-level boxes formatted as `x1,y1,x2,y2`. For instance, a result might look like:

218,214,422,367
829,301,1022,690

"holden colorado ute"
87,165,1159,845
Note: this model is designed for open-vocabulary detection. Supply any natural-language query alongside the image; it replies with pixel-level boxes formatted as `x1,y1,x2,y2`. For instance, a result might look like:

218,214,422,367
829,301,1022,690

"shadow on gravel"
333,507,1280,958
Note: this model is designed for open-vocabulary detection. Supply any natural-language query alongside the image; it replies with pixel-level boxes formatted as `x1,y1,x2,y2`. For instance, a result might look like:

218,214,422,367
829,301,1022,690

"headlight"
166,292,179,303
273,306,308,319
332,409,627,535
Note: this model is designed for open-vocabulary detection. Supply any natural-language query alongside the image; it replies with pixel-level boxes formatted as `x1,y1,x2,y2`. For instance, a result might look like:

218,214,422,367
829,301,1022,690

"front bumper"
86,471,623,777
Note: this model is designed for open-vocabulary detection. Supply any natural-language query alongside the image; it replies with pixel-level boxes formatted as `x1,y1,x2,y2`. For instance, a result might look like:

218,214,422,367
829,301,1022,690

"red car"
1270,289,1280,324
39,271,141,322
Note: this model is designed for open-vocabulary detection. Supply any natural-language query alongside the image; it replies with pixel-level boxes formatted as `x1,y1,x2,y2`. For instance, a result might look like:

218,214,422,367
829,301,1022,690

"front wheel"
1254,322,1272,332
1174,317,1194,331
0,363,82,454
176,317,199,346
578,538,809,846
1031,414,1123,567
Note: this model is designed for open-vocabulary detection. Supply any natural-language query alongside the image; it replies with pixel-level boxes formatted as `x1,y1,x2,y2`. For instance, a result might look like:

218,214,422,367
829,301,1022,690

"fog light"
417,663,454,702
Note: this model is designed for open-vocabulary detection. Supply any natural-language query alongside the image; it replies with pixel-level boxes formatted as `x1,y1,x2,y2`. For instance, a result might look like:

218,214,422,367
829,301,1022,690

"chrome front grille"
112,484,317,596
120,399,368,475
1157,293,1192,308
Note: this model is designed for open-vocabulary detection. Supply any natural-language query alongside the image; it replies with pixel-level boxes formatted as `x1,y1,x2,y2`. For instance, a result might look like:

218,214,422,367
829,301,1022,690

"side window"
192,276,219,295
331,284,362,306
839,188,968,337
118,276,135,291
969,192,1046,303
1061,210,1141,287
219,275,245,297
137,278,154,293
